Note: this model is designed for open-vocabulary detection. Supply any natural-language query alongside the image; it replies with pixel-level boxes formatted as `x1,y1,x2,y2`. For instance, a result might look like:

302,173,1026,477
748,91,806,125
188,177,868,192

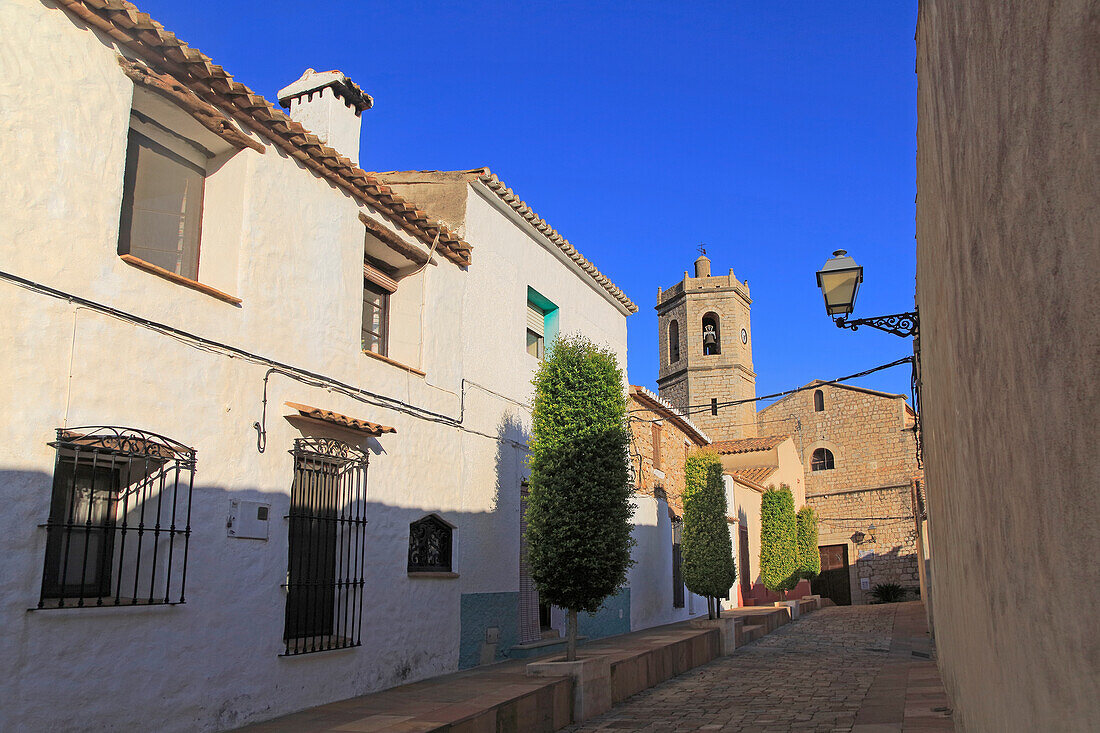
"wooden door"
812,544,852,606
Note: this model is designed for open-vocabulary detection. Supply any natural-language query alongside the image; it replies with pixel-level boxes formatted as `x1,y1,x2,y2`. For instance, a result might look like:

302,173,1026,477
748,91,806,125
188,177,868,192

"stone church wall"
758,384,921,604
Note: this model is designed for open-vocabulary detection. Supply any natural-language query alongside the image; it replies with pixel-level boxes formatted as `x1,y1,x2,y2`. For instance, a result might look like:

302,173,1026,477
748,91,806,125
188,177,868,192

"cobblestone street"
566,602,953,733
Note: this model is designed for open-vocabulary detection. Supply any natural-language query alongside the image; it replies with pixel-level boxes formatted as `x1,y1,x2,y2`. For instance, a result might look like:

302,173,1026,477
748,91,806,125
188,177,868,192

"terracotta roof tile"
731,467,777,486
710,435,787,454
54,0,471,267
285,402,396,437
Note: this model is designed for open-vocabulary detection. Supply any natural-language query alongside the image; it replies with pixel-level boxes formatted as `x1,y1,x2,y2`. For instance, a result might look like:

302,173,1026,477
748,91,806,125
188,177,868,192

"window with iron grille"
284,438,369,656
407,515,453,573
38,426,195,610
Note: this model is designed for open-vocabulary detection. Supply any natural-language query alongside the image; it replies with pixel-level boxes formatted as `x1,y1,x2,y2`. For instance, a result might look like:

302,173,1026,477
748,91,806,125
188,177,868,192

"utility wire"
0,269,529,451
628,356,914,417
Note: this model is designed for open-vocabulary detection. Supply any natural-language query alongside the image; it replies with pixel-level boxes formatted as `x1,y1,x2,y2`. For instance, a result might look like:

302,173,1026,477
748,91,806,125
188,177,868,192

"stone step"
737,624,766,646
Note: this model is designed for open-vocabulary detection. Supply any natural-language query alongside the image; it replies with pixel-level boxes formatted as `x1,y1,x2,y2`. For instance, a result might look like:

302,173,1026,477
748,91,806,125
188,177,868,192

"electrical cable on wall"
0,270,530,453
628,356,914,417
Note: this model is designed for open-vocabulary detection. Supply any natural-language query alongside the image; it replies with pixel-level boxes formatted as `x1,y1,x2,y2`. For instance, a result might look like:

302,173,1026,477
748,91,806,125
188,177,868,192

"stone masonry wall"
629,397,704,518
808,486,918,605
758,383,922,603
656,267,756,442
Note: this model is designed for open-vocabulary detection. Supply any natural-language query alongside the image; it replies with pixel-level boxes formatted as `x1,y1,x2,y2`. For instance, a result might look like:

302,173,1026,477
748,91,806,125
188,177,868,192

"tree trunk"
716,599,722,618
566,609,578,661
707,596,715,620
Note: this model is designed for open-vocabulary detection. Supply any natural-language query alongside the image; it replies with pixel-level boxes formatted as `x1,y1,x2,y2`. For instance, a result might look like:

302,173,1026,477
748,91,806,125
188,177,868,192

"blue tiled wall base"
459,592,519,669
578,588,631,640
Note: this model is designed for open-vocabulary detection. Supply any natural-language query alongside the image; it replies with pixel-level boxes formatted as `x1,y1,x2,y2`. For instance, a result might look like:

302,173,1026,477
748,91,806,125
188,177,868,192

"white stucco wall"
626,495,705,630
0,2,638,731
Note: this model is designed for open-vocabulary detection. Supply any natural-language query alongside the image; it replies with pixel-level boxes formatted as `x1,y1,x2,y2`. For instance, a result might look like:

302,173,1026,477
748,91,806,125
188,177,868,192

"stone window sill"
120,254,242,306
407,571,458,579
363,349,426,377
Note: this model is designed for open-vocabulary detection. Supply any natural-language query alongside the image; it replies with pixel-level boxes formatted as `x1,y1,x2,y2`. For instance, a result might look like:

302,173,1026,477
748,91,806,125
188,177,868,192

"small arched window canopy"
811,448,835,471
668,319,680,363
813,389,824,412
702,312,721,355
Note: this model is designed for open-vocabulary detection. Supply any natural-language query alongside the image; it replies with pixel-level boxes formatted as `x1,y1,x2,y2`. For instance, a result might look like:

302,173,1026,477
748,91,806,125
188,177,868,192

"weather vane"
697,242,707,256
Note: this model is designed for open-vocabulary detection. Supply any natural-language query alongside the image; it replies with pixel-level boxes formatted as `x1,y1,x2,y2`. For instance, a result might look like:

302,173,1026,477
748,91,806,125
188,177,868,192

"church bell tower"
656,252,757,441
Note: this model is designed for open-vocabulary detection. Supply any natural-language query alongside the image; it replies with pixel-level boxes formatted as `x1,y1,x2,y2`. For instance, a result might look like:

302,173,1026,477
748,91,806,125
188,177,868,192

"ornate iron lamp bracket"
833,311,919,338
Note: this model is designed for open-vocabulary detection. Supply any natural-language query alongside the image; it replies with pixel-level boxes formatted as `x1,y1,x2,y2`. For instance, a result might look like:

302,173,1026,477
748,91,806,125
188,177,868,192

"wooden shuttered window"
526,301,545,358
526,301,545,336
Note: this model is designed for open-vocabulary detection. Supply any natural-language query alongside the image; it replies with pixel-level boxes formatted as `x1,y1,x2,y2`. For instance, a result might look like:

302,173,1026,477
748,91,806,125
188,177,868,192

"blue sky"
139,0,919,407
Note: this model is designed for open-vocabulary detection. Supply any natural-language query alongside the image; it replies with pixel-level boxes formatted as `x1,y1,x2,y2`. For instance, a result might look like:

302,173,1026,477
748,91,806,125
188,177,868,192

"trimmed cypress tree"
525,334,635,660
796,506,821,580
759,484,799,600
682,450,737,619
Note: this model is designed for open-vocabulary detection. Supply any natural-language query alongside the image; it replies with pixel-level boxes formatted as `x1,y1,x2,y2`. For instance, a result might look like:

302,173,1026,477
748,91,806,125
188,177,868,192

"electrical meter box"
228,499,271,540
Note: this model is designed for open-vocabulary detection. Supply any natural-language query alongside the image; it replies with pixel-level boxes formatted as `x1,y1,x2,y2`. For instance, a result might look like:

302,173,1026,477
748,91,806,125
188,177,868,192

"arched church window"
668,320,680,363
811,448,835,471
814,389,824,412
702,313,721,355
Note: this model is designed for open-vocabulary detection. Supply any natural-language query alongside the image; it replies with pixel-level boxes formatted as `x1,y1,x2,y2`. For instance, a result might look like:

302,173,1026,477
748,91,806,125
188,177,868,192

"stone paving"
564,602,954,733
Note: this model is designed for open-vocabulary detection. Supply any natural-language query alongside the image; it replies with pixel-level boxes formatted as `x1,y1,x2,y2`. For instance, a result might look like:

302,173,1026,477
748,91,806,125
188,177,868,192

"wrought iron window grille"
283,437,369,656
37,426,196,610
407,515,453,573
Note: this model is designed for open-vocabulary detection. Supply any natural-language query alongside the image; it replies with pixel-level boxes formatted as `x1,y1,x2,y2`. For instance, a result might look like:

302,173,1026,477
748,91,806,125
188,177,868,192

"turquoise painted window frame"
526,286,559,355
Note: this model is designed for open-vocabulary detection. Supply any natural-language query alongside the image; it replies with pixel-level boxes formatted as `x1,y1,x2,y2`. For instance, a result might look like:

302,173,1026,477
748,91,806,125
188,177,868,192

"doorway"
738,526,751,602
812,544,852,606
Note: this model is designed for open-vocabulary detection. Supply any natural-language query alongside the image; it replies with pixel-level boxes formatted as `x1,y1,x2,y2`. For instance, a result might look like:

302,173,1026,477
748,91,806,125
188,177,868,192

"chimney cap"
278,68,374,114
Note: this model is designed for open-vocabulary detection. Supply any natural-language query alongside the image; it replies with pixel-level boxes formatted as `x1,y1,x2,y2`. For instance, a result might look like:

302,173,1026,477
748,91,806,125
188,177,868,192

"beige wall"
915,1,1099,730
724,476,763,603
717,438,806,508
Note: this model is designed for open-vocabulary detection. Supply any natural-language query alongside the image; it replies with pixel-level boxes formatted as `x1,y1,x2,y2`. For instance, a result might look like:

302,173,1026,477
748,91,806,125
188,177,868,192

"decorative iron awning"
284,402,396,437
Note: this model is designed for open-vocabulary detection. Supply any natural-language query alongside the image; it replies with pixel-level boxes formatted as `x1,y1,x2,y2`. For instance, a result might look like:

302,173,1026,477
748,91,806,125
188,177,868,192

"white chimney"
277,69,373,167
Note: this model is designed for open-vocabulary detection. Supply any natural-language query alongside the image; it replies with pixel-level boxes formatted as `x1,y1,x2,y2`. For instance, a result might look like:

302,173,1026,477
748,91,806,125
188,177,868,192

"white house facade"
0,1,663,731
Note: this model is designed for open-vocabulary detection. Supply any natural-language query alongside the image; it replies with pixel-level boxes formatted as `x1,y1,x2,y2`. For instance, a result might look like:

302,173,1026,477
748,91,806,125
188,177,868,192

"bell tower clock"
655,252,757,441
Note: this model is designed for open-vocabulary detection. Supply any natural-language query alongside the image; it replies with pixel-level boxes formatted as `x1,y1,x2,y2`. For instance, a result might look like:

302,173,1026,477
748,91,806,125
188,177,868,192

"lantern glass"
816,250,864,317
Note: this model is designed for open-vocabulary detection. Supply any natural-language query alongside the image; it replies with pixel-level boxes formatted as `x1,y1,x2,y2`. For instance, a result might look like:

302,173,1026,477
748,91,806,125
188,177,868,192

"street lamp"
815,250,918,338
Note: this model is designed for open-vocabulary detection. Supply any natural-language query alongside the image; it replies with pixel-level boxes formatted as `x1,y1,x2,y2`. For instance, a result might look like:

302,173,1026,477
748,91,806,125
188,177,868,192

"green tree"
760,484,799,599
525,334,635,660
796,506,821,580
681,450,737,619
